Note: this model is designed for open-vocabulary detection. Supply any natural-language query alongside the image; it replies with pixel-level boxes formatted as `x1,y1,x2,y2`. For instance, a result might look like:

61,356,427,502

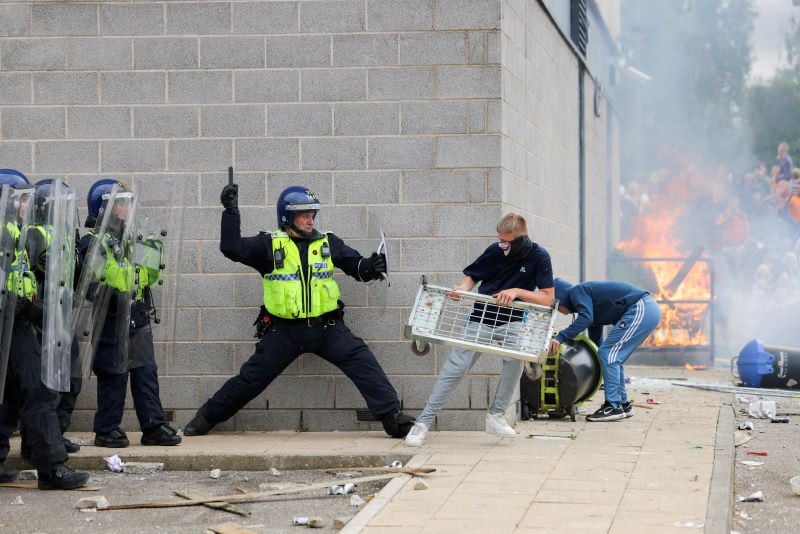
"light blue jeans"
416,321,524,427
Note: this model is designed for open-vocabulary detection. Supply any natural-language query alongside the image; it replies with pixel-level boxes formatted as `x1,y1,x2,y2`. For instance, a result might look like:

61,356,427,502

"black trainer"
586,403,625,422
0,464,17,483
63,438,81,453
184,413,213,436
622,401,634,418
141,423,182,446
38,464,90,490
94,429,130,448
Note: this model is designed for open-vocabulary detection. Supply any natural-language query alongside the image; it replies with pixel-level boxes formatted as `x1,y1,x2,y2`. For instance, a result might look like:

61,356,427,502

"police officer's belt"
271,310,340,327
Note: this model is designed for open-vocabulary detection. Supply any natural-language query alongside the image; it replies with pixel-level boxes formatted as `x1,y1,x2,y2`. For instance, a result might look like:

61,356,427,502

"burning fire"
616,159,713,347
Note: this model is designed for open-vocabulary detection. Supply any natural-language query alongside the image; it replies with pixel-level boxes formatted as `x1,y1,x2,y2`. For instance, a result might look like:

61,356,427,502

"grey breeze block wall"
0,0,613,432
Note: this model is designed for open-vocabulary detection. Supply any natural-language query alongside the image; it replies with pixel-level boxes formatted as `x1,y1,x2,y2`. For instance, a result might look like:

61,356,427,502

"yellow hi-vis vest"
88,229,149,301
5,222,37,299
262,231,340,319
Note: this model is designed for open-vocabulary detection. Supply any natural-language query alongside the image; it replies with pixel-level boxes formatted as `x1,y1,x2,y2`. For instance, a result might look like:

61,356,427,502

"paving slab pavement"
3,366,736,533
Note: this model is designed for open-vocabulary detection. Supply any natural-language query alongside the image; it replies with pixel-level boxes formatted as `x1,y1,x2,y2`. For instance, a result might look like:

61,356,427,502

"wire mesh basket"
404,276,557,363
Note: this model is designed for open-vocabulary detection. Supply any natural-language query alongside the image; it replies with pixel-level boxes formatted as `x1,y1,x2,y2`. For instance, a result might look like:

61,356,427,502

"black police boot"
63,438,81,454
381,411,416,438
0,464,18,483
38,464,90,490
184,412,214,436
94,428,130,448
141,423,182,446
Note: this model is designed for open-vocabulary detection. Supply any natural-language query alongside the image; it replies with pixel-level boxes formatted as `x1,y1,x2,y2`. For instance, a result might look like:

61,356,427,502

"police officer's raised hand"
220,183,239,209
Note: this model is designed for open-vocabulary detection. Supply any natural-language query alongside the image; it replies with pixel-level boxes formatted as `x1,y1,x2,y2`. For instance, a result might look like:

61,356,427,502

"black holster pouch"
253,305,272,338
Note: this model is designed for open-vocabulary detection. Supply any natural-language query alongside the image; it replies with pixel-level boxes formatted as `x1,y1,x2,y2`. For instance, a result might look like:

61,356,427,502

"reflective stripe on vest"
5,222,37,299
262,230,340,319
88,229,143,299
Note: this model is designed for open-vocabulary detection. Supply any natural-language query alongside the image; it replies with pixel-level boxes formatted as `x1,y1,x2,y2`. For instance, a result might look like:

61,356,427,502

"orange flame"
685,362,707,371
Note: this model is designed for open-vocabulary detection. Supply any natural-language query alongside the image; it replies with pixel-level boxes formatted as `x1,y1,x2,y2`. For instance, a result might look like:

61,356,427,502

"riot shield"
73,185,137,378
367,209,391,310
0,184,35,402
38,180,77,392
131,179,185,368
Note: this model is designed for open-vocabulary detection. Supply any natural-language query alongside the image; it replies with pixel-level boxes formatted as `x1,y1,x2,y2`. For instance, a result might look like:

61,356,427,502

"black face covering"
500,235,532,259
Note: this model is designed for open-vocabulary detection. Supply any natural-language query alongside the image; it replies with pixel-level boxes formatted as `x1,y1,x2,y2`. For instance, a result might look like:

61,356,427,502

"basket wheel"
411,340,430,356
568,404,577,422
548,410,567,420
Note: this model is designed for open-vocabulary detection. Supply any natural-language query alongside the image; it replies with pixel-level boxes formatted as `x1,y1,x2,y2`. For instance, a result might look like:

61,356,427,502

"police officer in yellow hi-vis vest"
77,179,181,448
0,169,90,490
184,184,415,438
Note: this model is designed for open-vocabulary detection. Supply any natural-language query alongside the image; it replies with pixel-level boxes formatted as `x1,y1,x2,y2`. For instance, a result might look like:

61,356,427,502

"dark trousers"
57,338,82,434
201,320,400,424
0,319,67,471
93,324,166,434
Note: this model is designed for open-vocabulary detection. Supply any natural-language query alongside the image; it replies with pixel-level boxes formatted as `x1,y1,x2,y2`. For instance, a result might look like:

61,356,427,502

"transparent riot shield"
0,185,35,402
39,180,77,392
131,180,185,368
367,209,391,310
73,186,137,378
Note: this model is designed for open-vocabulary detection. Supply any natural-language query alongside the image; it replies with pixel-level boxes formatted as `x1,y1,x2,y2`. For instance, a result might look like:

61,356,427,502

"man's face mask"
498,235,532,258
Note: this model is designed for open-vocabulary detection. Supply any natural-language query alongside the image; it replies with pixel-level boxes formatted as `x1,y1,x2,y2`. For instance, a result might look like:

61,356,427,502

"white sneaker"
485,413,516,438
403,422,429,447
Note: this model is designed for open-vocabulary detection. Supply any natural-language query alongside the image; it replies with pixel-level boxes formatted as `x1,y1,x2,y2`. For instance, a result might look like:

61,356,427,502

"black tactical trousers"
0,319,67,470
200,319,400,425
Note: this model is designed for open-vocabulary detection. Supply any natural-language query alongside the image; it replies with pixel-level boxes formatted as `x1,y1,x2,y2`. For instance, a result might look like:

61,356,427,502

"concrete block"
345,305,404,342
401,169,481,203
487,99,500,132
0,73,31,104
487,167,501,201
199,171,266,208
68,107,131,139
169,71,231,104
487,30,500,63
200,36,265,68
179,240,200,273
467,100,485,132
0,142,32,171
167,2,231,35
333,34,397,67
235,410,301,431
359,204,434,238
436,134,500,168
169,139,232,171
401,102,467,134
301,69,366,102
202,105,265,137
235,138,299,171
235,70,299,103
233,273,263,308
123,462,165,474
31,3,97,36
158,376,202,409
266,35,330,68
370,341,437,375
399,32,465,65
435,0,501,30
174,308,200,341
334,103,398,135
233,2,299,34
67,38,131,70
302,409,380,432
316,205,365,239
266,171,332,205
468,31,485,64
32,73,97,105
333,377,379,409
101,140,165,172
177,274,235,309
101,72,165,104
300,1,364,33
470,376,490,409
403,376,469,409
267,376,335,409
134,106,198,138
1,107,64,140
100,3,165,36
401,238,467,271
434,204,500,236
0,4,28,37
35,141,98,174
201,307,258,341
436,66,501,99
368,67,433,100
1,38,66,71
368,136,432,169
367,0,432,31
134,37,198,70
435,409,485,430
267,104,331,136
200,239,255,274
302,138,366,171
333,171,399,204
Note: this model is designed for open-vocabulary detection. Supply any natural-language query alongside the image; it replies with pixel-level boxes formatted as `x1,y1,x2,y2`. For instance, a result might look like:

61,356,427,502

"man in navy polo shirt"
404,212,554,446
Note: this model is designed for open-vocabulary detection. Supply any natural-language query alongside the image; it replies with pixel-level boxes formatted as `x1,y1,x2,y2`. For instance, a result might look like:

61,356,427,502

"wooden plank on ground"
174,490,250,517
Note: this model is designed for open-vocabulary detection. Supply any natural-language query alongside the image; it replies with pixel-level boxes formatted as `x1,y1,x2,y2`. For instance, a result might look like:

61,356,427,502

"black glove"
369,252,386,276
220,183,239,210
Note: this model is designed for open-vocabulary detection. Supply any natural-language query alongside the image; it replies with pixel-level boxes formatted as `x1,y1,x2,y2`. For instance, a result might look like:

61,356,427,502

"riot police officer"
77,179,181,448
184,184,414,438
0,170,90,490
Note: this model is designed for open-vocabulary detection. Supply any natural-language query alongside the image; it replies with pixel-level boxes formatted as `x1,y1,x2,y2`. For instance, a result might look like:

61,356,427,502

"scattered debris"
11,496,23,505
673,521,704,529
17,470,37,481
328,483,355,495
748,400,776,419
267,468,282,476
413,479,429,490
210,469,222,479
790,475,800,495
349,494,366,507
646,397,661,405
738,510,752,520
258,482,309,492
737,422,754,431
76,496,110,510
740,461,764,467
737,491,764,502
334,471,362,478
770,416,790,423
526,434,577,440
175,490,250,517
326,466,435,477
734,431,753,447
123,462,164,475
292,516,324,527
204,521,258,534
333,516,353,529
386,460,403,468
746,451,768,457
103,455,124,473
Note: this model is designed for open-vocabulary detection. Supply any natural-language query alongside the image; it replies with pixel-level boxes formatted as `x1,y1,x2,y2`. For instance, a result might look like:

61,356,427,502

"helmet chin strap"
289,223,314,239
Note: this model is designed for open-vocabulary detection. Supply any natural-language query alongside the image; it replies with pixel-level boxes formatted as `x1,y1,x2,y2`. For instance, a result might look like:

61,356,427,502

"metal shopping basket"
404,276,557,363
